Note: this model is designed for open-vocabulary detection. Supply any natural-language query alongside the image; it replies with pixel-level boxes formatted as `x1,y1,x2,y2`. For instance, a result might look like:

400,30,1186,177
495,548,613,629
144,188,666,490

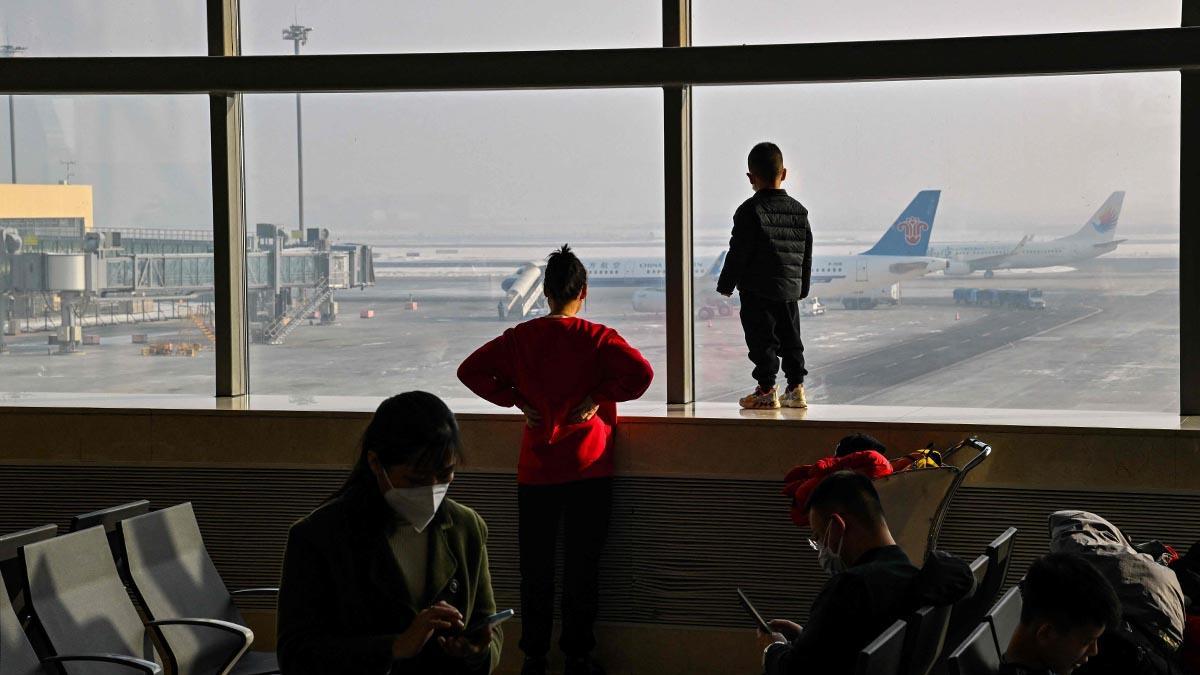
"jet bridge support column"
0,293,8,353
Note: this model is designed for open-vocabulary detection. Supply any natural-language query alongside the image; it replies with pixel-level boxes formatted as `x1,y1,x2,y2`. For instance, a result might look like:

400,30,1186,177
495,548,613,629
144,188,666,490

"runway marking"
844,304,1105,405
932,345,950,352
911,353,926,360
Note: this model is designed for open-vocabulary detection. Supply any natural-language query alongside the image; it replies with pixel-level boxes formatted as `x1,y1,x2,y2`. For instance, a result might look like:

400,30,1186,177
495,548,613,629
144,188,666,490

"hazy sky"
0,1,1182,241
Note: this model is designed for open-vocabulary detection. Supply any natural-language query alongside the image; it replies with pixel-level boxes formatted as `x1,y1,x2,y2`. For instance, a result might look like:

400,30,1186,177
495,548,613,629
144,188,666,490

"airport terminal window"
239,0,660,56
0,2,207,57
242,89,667,401
692,0,1180,46
693,73,1181,412
0,95,215,395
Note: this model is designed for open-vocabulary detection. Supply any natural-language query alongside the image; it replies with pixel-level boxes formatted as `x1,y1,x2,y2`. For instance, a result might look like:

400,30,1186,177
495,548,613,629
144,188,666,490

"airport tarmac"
0,257,1179,413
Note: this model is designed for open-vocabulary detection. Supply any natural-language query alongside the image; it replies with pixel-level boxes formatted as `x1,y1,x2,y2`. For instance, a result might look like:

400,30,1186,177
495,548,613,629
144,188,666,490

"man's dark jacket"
716,188,813,301
277,496,501,675
763,547,973,675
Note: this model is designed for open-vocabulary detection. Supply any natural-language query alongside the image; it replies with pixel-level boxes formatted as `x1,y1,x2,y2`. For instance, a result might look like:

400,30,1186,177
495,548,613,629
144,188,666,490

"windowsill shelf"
0,392,1195,434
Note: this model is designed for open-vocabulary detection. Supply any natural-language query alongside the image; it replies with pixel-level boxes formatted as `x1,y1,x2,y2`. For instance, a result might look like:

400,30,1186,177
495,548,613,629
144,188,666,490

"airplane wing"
962,235,1031,268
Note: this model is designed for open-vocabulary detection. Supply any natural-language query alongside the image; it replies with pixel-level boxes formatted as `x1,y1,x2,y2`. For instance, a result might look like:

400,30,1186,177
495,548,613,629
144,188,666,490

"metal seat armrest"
146,617,254,643
230,587,279,597
43,653,163,674
146,617,254,675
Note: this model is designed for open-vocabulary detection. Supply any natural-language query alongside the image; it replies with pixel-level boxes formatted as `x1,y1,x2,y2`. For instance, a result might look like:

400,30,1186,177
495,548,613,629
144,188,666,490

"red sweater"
457,316,653,485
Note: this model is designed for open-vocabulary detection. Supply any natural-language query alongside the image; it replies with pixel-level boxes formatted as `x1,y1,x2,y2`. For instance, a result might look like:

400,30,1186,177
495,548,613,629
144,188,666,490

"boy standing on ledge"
717,142,813,410
458,245,654,675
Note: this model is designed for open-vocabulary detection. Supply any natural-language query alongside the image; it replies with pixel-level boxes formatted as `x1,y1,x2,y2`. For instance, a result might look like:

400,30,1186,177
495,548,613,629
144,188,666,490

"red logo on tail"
896,217,930,246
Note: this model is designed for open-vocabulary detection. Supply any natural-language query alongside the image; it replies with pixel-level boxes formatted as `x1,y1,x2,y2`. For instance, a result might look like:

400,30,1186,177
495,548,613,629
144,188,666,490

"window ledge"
0,392,1195,435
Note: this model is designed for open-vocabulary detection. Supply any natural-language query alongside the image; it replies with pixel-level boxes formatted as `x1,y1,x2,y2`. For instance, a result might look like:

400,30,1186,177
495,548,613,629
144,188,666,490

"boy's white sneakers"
739,386,780,409
781,384,808,408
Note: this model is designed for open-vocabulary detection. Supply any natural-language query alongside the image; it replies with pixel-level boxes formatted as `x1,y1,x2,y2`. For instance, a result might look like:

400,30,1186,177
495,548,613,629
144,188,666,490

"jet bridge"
498,261,546,320
0,224,375,352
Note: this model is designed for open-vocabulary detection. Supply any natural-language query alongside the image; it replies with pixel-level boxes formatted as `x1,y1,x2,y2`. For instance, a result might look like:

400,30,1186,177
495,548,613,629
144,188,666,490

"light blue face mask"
808,520,846,577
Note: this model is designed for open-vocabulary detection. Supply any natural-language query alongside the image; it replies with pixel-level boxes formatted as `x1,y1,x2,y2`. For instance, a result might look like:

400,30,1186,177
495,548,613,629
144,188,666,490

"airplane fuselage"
807,254,948,298
929,238,1119,271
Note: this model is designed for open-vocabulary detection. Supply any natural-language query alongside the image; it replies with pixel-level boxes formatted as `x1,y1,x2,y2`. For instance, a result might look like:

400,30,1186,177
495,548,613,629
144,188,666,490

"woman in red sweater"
457,245,653,675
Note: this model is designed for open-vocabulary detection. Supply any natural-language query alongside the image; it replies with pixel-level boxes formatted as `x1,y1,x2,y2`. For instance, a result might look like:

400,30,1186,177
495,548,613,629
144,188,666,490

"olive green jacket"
277,496,502,674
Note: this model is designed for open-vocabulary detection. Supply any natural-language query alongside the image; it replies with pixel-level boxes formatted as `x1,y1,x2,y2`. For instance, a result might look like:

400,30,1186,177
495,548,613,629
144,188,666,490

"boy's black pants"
739,293,807,390
517,477,613,659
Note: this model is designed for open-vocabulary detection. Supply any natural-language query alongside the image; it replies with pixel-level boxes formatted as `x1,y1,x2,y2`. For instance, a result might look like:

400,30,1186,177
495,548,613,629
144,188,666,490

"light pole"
282,24,312,231
1,44,26,184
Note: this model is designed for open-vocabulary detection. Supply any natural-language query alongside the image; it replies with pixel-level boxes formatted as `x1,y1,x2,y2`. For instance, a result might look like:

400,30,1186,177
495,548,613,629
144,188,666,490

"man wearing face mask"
760,471,921,675
278,392,502,675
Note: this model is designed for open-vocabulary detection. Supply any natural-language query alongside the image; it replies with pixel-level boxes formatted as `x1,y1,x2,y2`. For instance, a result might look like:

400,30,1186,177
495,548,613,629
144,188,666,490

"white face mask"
383,479,450,533
809,520,847,577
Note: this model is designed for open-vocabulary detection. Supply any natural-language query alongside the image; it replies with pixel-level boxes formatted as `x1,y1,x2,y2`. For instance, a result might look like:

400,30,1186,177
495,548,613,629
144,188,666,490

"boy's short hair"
834,433,888,458
748,142,784,181
1019,553,1121,631
804,470,886,526
544,244,588,306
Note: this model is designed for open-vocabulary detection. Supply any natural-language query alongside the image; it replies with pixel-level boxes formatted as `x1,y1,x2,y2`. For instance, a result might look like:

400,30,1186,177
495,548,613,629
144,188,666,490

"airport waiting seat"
901,604,954,675
0,525,57,623
875,439,992,566
945,622,1001,675
119,503,280,675
944,555,991,653
984,585,1023,658
20,526,252,675
70,500,151,571
1,572,162,675
980,528,1016,608
857,619,908,675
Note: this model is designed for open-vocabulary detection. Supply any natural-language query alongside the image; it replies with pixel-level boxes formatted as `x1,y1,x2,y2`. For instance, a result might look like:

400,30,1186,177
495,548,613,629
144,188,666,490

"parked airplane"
630,252,735,319
807,190,948,308
929,191,1125,277
498,252,730,319
498,190,945,318
634,189,948,313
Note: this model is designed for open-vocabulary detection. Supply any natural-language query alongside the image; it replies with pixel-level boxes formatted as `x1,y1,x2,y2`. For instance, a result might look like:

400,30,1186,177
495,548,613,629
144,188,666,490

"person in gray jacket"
1049,509,1186,674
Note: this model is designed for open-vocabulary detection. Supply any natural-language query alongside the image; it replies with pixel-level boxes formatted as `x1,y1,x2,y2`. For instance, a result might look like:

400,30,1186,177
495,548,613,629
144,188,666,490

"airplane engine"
944,261,973,276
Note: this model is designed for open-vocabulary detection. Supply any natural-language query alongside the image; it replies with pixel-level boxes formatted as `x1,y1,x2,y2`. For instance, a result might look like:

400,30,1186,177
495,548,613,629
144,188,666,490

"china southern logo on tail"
862,190,941,257
896,217,930,246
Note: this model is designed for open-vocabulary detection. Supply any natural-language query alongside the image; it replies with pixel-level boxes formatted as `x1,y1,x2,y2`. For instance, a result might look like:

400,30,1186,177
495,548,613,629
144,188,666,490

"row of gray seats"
0,501,278,675
857,527,1019,675
946,585,1024,675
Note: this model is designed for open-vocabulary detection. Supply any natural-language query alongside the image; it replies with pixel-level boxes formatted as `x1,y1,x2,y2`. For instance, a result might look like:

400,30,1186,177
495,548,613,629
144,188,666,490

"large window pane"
694,73,1179,412
243,90,665,401
694,1,1179,45
1,2,206,56
0,95,215,395
240,0,660,55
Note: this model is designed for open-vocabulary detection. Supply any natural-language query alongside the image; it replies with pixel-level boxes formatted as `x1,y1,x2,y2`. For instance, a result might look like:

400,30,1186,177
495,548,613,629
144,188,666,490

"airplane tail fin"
862,190,941,256
1063,191,1124,241
707,251,727,279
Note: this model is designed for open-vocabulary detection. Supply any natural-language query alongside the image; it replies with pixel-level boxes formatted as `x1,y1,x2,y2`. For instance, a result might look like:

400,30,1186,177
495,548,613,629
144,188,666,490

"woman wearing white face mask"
278,392,502,675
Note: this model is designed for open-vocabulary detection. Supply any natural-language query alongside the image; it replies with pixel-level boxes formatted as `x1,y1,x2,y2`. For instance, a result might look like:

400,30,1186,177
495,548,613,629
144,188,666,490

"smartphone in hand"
736,588,772,634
